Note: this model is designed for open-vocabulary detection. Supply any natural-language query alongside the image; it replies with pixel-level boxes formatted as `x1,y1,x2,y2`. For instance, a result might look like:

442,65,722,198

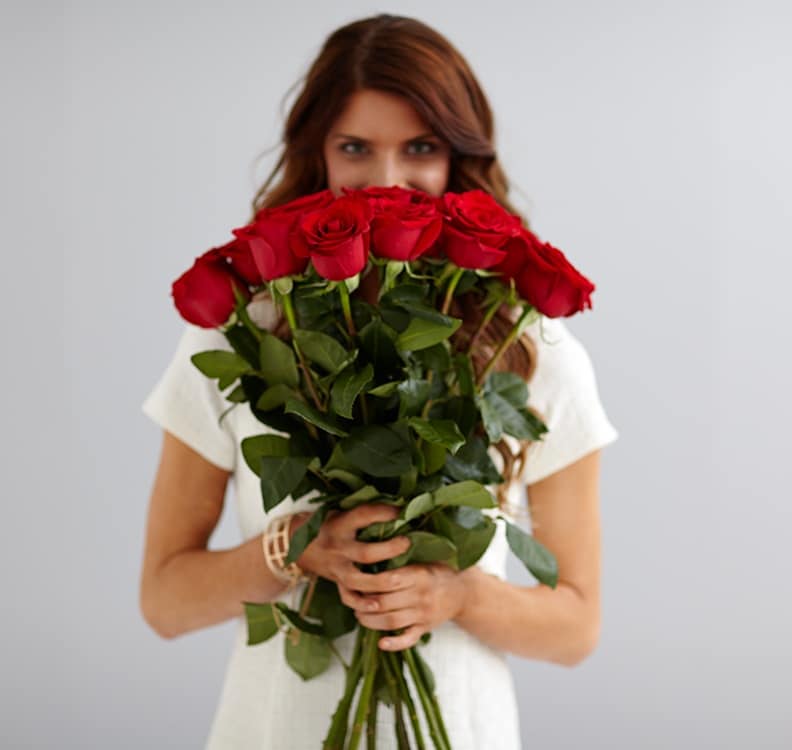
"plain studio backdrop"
2,0,789,747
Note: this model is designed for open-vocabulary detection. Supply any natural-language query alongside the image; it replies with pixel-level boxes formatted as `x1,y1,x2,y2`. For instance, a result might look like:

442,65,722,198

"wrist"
261,513,311,588
452,565,484,625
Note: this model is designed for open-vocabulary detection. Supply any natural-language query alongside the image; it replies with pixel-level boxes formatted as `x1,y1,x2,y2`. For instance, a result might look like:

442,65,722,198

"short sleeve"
141,323,237,472
520,317,619,485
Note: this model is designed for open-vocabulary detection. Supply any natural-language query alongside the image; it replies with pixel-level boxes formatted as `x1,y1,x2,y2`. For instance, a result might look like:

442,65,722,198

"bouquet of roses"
170,186,596,749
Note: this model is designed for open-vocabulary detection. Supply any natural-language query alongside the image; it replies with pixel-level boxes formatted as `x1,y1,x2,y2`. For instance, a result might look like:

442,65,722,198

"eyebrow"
332,132,438,143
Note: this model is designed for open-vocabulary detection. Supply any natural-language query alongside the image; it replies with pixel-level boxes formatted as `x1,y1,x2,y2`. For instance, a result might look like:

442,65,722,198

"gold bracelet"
261,514,309,588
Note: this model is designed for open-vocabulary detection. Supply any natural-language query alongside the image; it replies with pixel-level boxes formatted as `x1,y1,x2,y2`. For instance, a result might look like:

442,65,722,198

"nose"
368,154,409,189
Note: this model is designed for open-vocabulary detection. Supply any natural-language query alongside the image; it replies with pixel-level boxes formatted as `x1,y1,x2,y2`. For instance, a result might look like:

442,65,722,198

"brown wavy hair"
249,14,542,510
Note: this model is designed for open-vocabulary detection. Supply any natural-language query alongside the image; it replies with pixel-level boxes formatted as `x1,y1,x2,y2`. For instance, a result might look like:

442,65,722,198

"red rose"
514,240,595,317
492,227,545,281
171,248,250,328
343,186,442,261
292,194,373,280
216,237,262,285
439,190,522,269
232,190,335,281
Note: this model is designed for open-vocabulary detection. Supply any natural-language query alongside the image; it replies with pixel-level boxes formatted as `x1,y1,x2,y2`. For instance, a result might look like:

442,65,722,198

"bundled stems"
323,628,365,749
348,629,380,750
403,649,451,750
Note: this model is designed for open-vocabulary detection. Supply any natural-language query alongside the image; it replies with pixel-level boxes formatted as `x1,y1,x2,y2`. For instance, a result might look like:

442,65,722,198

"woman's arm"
452,448,603,666
139,431,410,640
347,448,603,666
139,431,290,639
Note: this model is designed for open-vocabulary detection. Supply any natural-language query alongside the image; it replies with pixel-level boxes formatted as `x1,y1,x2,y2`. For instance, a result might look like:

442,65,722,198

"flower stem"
280,290,323,410
388,651,426,749
403,648,450,750
476,306,534,387
348,629,380,750
236,302,265,342
440,266,465,315
365,689,379,750
467,298,501,354
380,651,411,749
323,628,364,750
338,282,357,337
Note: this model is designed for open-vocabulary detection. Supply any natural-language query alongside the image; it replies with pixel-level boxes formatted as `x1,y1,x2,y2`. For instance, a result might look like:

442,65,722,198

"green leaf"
421,440,447,475
191,350,250,381
243,602,279,645
414,343,451,377
241,434,290,476
505,521,559,588
407,418,465,453
359,318,401,371
293,329,353,373
397,378,432,418
331,363,374,419
453,353,475,397
225,325,260,369
340,425,412,478
477,390,538,442
445,436,503,484
303,577,356,639
394,316,461,352
324,468,365,490
284,628,333,680
274,602,325,635
386,531,458,569
487,372,529,410
434,480,496,509
338,484,380,510
225,384,248,403
432,396,479,438
259,333,299,387
367,381,400,397
284,398,349,437
356,518,408,542
433,507,496,569
259,455,312,511
255,383,295,411
403,492,434,521
285,505,329,565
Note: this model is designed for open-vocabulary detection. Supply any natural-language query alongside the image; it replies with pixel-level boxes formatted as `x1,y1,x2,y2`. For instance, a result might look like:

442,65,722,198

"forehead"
328,89,431,140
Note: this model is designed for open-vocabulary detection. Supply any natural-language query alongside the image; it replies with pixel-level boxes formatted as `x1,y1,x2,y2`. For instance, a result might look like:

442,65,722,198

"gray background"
2,0,790,747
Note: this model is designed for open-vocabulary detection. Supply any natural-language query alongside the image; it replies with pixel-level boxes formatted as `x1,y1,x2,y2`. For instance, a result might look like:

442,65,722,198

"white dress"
141,295,619,749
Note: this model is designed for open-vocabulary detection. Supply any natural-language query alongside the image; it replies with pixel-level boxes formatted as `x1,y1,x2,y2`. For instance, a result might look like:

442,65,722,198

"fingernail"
380,639,391,649
367,600,379,611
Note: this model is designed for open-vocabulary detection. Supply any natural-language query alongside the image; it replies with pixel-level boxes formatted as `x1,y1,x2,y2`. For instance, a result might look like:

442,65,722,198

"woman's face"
323,89,452,198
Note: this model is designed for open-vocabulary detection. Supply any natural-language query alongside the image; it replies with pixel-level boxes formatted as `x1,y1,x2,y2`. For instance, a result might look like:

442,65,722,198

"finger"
346,535,411,566
332,503,401,537
356,608,422,632
378,625,425,652
337,582,380,613
361,587,415,613
343,567,407,594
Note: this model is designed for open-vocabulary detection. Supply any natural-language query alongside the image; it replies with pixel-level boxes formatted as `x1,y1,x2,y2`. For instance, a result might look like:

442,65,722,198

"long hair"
249,14,542,510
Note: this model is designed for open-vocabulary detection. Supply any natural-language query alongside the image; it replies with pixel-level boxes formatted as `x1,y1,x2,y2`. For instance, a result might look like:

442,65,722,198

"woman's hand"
292,504,470,651
338,561,470,651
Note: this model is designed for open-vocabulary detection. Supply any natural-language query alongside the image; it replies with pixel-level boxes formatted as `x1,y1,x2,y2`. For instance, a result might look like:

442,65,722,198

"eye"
340,141,367,156
407,141,437,155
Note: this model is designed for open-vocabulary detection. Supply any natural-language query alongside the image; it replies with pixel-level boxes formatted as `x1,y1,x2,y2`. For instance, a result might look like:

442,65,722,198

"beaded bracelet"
261,513,310,588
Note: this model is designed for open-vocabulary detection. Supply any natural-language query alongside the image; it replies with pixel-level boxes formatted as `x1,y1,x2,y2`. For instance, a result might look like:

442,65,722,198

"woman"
139,14,619,749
